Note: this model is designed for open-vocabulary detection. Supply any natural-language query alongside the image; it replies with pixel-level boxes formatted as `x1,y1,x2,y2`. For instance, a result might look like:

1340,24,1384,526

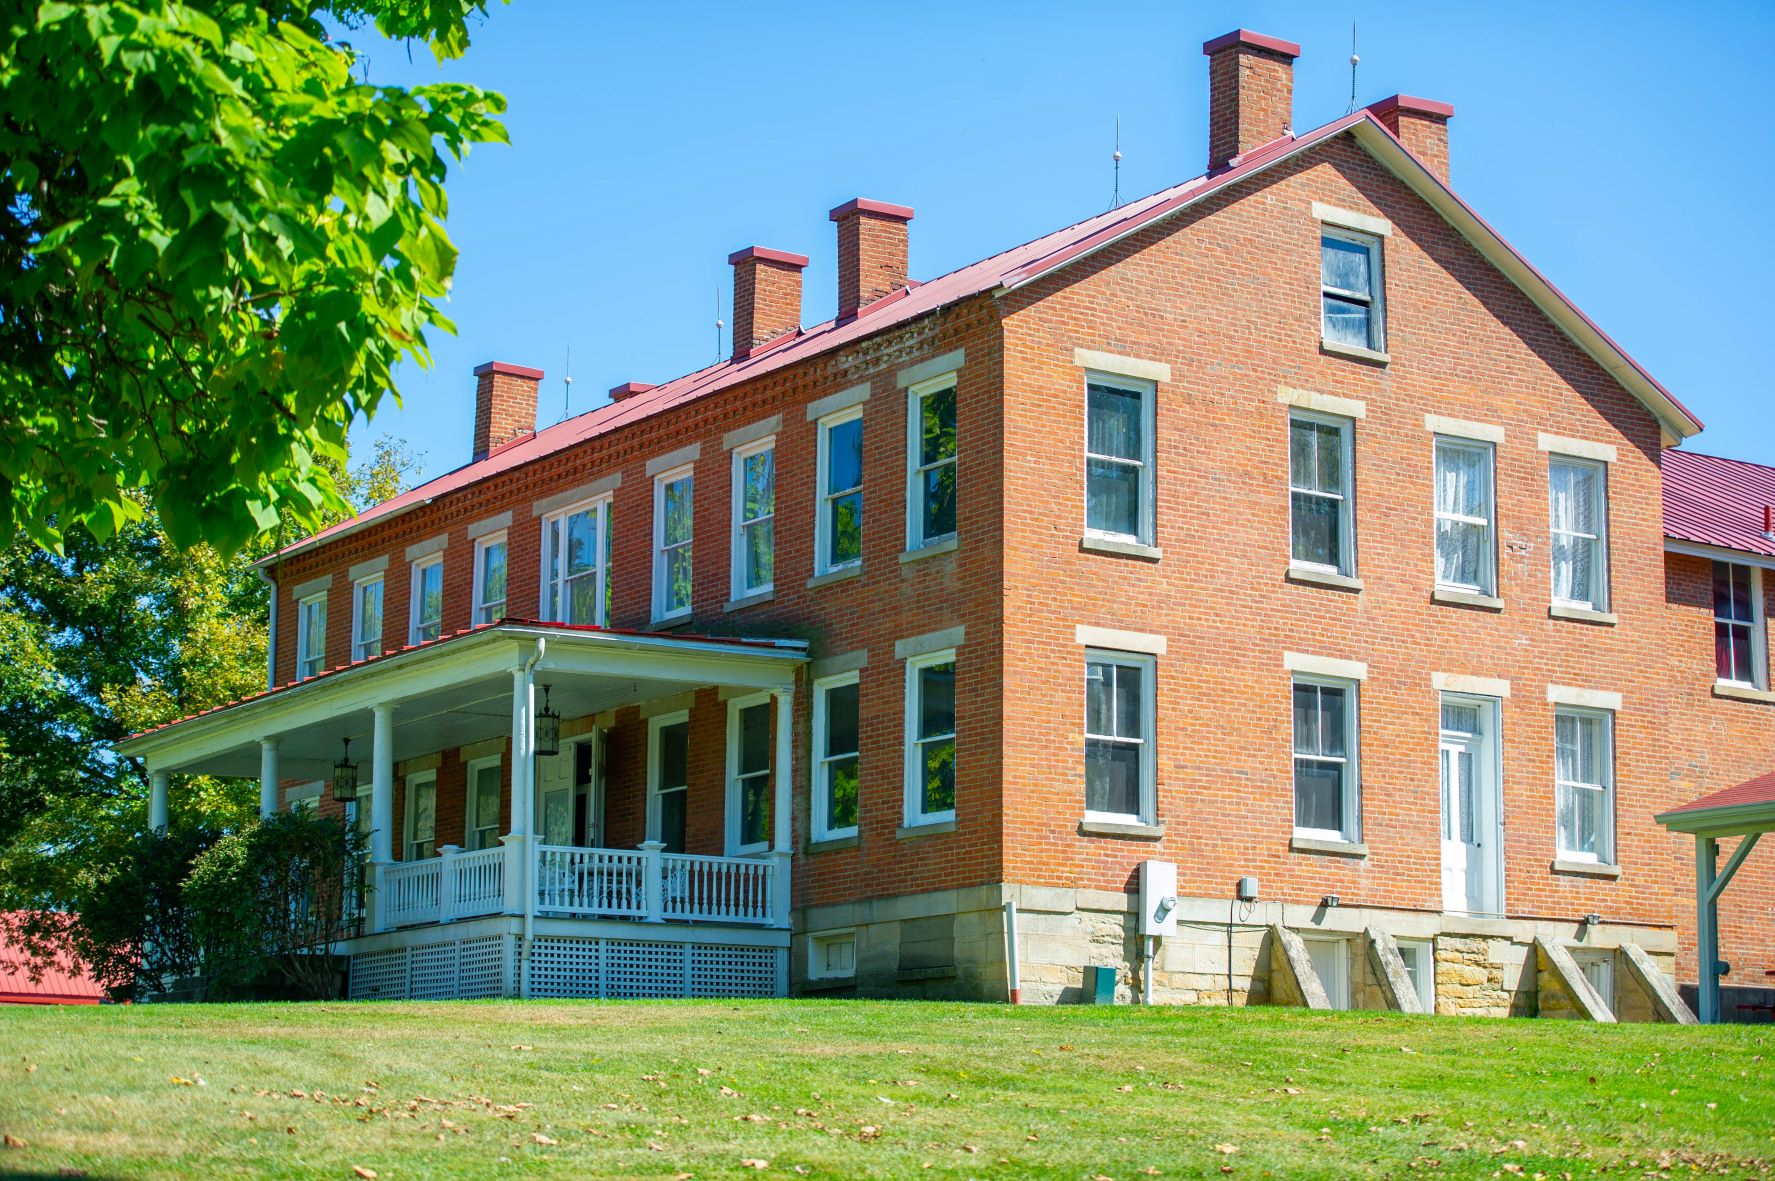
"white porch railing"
371,842,783,931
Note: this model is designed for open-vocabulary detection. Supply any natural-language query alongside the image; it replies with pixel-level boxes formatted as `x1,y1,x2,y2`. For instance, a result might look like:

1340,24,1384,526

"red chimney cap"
829,197,915,223
473,361,545,381
1370,94,1456,120
608,381,656,401
727,246,810,268
1202,29,1301,59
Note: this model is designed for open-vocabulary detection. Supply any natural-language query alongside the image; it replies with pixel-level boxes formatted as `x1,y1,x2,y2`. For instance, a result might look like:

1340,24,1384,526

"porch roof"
115,621,807,780
1656,770,1775,838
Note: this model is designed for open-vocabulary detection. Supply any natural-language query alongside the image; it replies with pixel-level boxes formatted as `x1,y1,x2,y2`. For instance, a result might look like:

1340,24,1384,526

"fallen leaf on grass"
531,1133,558,1146
857,1126,880,1141
352,1168,377,1180
1116,1085,1134,1093
2,1134,26,1149
1214,1143,1239,1155
647,1141,666,1152
740,1159,768,1170
718,1085,740,1098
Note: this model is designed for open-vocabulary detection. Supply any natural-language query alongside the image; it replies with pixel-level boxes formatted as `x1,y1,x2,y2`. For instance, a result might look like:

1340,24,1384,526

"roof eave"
1654,798,1775,837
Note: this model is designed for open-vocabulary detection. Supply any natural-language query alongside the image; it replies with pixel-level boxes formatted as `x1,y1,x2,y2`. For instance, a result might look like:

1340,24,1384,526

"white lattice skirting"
348,933,780,1000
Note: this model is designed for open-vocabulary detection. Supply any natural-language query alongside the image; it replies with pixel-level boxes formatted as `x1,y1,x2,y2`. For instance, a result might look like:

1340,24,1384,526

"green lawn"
0,1001,1769,1180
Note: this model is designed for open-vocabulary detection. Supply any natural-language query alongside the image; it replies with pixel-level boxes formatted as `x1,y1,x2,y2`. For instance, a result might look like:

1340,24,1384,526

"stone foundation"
792,884,1686,1021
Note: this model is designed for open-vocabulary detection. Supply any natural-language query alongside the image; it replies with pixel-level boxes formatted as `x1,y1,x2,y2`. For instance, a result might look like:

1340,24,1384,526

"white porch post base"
364,863,385,934
770,849,793,929
640,840,666,922
500,834,529,915
147,770,170,834
437,845,461,921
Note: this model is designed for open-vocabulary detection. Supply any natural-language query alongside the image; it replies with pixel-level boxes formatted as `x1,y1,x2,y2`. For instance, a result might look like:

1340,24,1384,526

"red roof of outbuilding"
1664,449,1775,560
1662,770,1775,818
0,914,104,1005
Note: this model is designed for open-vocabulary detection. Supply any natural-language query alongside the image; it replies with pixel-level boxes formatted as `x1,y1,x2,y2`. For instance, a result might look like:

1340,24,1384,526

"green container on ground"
1082,964,1118,1004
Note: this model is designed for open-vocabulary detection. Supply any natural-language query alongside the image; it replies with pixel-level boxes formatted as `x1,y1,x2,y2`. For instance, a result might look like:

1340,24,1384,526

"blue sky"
348,1,1775,483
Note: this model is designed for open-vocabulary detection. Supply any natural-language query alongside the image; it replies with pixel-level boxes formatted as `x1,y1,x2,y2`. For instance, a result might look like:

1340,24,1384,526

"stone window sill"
806,564,863,590
1290,835,1369,858
900,536,958,563
1080,534,1163,562
805,834,859,853
1078,818,1166,840
648,613,692,631
896,819,955,840
1549,603,1617,626
723,588,775,613
1321,339,1390,365
1432,587,1504,611
1551,859,1621,879
1286,564,1364,592
1713,681,1775,705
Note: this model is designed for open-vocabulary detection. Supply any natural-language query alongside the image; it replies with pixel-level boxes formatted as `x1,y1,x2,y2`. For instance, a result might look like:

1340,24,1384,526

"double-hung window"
1554,707,1614,864
472,533,508,624
1713,561,1765,688
1433,438,1496,595
811,672,861,841
653,467,694,620
295,592,327,681
726,697,773,855
409,555,443,644
816,409,863,574
903,651,956,826
907,377,958,550
648,712,690,853
404,770,437,861
351,576,383,663
465,757,502,851
1292,677,1359,841
1084,376,1154,545
1321,229,1384,352
1289,413,1355,575
1548,457,1608,611
731,440,775,598
1084,652,1155,824
541,496,611,626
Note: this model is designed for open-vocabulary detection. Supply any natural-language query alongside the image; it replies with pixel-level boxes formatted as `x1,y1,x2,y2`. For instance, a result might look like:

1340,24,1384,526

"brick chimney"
471,361,542,461
608,381,655,403
1202,29,1301,172
830,198,913,320
1371,94,1455,185
728,246,808,360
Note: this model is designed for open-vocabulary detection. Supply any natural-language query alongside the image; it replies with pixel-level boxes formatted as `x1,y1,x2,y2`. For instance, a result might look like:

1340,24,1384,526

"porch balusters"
258,737,281,819
147,769,170,834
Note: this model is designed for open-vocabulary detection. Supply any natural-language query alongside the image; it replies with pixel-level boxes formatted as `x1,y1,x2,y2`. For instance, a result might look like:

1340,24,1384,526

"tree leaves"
0,0,507,555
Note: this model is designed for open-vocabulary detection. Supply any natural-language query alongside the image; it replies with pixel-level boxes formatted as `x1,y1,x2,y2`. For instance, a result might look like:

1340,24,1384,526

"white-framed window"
285,781,322,815
653,466,695,620
816,407,863,574
1396,938,1435,1014
1548,456,1608,611
1084,374,1155,545
1292,676,1359,841
725,695,773,855
1433,438,1496,595
731,439,776,598
903,649,957,826
811,671,861,842
472,532,508,625
1554,706,1614,864
351,575,384,663
808,929,857,981
1084,651,1156,824
403,770,437,861
295,591,327,681
1321,228,1384,352
1289,412,1355,575
906,376,958,550
1713,561,1766,689
647,711,690,854
1303,936,1352,1010
410,554,443,645
541,494,611,627
465,756,502,851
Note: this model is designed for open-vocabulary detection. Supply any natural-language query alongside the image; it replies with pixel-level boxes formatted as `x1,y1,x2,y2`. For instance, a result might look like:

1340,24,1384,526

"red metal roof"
267,105,1699,566
0,915,104,1005
1664,449,1775,560
1662,770,1775,818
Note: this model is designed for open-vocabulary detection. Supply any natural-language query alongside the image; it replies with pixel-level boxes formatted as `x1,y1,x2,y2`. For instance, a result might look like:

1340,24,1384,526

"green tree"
0,0,505,554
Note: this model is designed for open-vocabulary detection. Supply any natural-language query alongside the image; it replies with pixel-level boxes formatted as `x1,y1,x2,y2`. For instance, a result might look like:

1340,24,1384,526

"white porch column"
509,661,538,999
1696,835,1720,1024
770,685,794,929
258,738,281,819
147,769,170,834
369,705,395,865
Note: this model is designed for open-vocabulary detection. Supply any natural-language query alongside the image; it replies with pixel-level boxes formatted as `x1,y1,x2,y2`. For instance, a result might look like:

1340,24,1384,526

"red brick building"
121,29,1772,1018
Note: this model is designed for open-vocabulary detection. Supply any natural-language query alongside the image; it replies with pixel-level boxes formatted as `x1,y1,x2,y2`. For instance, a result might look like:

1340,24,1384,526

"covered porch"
117,621,806,1000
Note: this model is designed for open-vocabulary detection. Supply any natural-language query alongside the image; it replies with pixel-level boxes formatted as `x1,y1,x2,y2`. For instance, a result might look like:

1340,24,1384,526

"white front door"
1439,698,1498,914
536,749,573,847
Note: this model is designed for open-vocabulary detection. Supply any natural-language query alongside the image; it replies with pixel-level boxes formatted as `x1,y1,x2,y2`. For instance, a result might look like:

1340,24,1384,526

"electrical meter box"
1138,859,1178,937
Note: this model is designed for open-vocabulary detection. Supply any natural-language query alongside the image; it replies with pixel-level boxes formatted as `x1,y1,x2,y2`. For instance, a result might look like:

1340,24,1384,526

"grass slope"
0,1001,1770,1180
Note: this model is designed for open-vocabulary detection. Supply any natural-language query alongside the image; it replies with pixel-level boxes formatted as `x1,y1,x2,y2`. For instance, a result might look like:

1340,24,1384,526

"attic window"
1320,228,1385,354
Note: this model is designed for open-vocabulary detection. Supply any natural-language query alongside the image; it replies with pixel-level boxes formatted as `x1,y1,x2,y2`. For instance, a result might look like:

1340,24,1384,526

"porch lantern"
535,685,562,758
331,737,360,802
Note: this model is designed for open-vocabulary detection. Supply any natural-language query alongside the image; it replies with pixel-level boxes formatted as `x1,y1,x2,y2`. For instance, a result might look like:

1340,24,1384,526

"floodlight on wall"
332,737,359,802
535,684,561,758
